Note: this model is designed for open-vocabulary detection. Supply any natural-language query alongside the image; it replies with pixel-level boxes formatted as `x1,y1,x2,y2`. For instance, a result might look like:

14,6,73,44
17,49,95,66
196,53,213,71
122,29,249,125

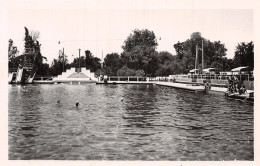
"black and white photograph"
1,0,259,165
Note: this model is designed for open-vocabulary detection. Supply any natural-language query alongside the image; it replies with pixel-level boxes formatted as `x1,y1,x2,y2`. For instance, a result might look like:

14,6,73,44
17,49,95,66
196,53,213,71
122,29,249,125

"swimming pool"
8,84,254,160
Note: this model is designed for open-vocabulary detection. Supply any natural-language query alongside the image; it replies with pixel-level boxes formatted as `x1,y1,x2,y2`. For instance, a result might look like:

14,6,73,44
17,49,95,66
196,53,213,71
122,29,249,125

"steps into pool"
52,67,98,83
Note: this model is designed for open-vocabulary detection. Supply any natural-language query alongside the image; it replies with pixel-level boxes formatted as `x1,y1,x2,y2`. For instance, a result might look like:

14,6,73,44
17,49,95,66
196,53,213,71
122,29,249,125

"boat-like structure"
225,92,254,102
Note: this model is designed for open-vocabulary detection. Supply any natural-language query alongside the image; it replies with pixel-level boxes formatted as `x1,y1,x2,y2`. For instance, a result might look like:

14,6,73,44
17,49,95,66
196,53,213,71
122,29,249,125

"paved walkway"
210,86,227,93
156,82,254,94
155,82,205,92
95,81,254,95
96,81,153,84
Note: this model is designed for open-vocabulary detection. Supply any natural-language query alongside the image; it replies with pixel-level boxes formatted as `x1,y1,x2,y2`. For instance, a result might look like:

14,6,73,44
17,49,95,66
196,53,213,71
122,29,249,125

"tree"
117,66,145,76
155,51,175,76
173,32,228,74
8,39,19,59
36,63,50,76
222,57,234,71
84,50,101,72
8,39,19,72
121,29,158,75
173,41,184,60
233,41,254,68
157,51,174,64
49,50,68,76
70,56,86,68
104,53,122,75
24,27,47,76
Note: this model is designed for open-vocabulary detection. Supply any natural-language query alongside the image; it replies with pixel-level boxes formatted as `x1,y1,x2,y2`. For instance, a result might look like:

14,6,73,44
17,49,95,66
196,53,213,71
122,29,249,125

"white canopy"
189,69,199,73
231,66,249,72
202,68,220,73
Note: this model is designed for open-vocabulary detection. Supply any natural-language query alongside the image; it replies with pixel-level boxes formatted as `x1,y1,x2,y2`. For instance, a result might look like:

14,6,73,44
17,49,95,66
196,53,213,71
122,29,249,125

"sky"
5,0,254,65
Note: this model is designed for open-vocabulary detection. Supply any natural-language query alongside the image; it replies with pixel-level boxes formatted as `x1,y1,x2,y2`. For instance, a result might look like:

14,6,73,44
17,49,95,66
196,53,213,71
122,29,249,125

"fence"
101,76,170,82
170,74,254,81
106,76,147,82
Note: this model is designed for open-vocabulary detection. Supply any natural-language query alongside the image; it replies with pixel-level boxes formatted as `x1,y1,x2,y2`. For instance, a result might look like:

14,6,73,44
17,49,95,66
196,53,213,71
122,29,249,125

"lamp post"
202,40,204,70
63,48,64,72
78,49,81,69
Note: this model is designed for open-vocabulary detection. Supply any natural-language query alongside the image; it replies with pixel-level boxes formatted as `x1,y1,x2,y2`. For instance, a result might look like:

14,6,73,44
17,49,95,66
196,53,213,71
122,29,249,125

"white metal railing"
99,74,253,83
100,76,170,82
169,74,254,81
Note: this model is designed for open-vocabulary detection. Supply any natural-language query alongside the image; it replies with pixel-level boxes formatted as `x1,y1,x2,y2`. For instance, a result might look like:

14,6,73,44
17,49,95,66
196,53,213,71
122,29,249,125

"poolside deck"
33,79,254,99
96,81,153,85
155,82,205,92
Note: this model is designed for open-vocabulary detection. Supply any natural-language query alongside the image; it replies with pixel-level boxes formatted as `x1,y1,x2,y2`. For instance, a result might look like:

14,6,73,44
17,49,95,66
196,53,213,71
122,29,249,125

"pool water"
8,84,254,160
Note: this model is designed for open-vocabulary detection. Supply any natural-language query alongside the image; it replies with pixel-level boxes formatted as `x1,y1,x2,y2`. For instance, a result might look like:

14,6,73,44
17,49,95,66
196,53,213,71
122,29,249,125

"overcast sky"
5,0,254,65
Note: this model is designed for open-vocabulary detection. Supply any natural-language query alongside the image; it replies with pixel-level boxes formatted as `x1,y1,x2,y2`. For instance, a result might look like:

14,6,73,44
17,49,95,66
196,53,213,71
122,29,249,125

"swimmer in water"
76,101,79,107
22,86,27,92
57,99,60,103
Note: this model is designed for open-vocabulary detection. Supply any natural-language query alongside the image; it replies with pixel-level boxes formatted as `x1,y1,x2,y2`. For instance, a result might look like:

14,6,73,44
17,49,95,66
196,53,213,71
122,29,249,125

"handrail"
100,74,254,83
169,74,254,81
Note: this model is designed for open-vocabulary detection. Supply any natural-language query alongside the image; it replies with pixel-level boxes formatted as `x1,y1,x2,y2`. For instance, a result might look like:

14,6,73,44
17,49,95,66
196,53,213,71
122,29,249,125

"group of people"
227,75,247,95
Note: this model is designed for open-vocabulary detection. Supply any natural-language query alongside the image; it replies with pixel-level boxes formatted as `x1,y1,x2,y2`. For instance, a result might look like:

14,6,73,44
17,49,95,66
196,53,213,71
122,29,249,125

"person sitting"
239,85,247,95
204,82,211,91
234,84,239,93
228,83,234,93
206,82,211,89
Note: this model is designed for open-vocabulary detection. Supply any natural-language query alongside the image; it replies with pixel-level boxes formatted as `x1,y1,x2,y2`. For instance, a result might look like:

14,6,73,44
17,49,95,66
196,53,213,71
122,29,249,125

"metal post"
63,48,65,72
195,44,198,70
202,40,204,70
78,49,81,70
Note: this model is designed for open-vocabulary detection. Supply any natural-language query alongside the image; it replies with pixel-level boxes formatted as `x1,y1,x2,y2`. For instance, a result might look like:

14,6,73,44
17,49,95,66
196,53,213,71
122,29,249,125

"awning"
231,66,250,72
202,68,220,73
189,69,199,73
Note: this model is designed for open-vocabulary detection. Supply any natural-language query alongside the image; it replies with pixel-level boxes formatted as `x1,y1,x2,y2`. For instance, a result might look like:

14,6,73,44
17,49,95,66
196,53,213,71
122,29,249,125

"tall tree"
173,41,184,60
121,29,158,75
8,39,19,72
8,39,19,59
49,51,68,76
173,32,228,74
104,53,122,75
233,41,254,69
84,50,101,72
70,56,86,68
24,27,47,76
155,51,174,76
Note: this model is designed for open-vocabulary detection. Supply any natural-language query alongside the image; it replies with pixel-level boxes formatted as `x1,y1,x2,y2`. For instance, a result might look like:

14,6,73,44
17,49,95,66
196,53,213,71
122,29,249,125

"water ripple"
8,84,253,160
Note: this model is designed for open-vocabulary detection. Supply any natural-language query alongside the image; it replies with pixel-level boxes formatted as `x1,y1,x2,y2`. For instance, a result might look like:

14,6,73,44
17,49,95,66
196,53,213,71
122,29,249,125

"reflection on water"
8,84,253,160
